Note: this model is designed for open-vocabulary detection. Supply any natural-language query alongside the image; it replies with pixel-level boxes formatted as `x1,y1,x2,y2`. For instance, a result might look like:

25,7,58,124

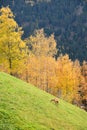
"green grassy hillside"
0,72,87,130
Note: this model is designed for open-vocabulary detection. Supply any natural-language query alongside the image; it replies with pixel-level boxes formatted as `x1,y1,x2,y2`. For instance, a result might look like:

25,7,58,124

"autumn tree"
79,61,87,110
26,29,57,57
56,54,82,102
24,29,57,91
0,7,25,75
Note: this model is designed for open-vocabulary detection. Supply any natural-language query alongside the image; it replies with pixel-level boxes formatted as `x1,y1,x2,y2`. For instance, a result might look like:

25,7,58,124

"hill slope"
0,72,87,130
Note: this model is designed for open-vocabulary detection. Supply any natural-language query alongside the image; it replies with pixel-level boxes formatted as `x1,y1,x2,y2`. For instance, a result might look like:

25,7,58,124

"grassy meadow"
0,72,87,130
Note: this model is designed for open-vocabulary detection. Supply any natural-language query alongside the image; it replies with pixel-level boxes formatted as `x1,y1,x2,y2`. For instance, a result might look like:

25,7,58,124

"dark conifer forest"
1,0,87,62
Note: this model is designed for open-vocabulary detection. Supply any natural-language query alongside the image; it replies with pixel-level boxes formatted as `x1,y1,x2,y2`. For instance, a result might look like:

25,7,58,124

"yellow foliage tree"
56,54,82,102
26,29,57,57
0,7,25,75
79,61,87,102
24,29,57,92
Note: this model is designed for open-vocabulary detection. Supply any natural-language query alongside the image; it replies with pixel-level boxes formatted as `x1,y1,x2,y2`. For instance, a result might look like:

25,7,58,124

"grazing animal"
51,98,59,104
80,105,85,110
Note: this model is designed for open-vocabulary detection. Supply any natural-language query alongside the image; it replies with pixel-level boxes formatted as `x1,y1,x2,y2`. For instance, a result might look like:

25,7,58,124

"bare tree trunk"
9,58,12,75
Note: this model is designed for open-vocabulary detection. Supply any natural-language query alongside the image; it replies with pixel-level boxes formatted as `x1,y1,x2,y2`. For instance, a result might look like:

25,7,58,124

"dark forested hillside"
0,0,87,62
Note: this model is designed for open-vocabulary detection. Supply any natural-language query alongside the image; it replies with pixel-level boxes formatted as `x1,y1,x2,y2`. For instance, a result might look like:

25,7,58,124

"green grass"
0,72,87,130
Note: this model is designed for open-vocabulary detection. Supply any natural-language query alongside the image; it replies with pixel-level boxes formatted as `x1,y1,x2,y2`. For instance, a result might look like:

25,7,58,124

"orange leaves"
23,54,57,92
80,61,87,100
55,55,82,102
0,7,85,104
20,28,83,103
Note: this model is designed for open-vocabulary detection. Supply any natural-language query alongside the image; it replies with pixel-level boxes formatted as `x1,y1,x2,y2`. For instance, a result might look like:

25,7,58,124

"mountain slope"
1,0,87,62
0,72,87,130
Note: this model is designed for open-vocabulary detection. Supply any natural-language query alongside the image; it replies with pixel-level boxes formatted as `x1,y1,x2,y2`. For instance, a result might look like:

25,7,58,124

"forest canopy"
0,0,87,62
0,6,87,111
